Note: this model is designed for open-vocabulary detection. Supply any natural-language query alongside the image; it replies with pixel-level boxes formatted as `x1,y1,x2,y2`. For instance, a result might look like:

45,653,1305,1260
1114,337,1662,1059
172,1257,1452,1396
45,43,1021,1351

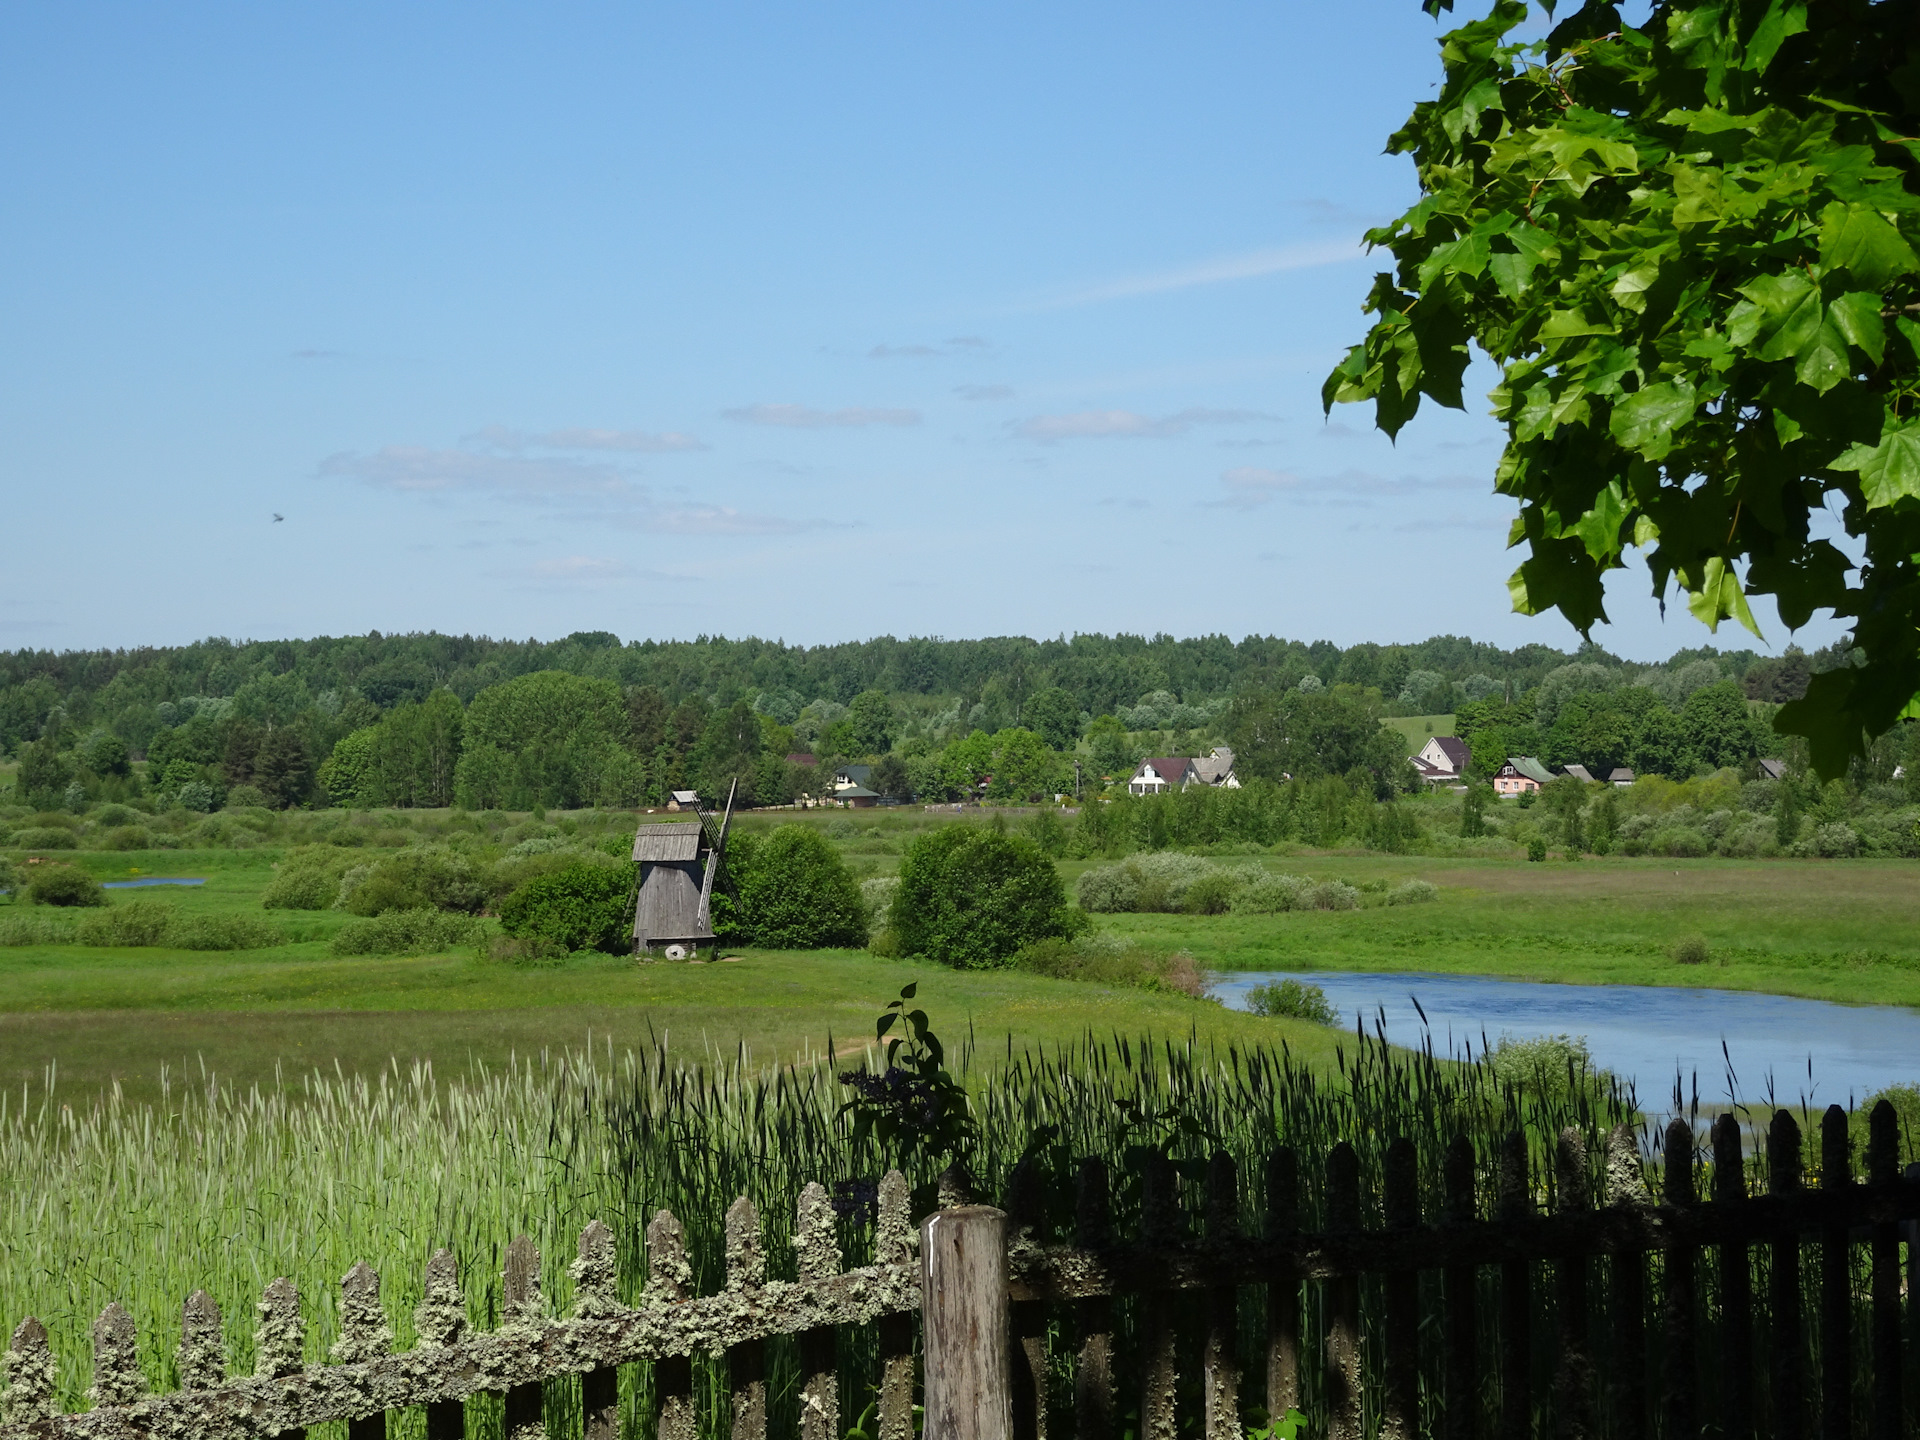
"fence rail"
2,1106,1915,1440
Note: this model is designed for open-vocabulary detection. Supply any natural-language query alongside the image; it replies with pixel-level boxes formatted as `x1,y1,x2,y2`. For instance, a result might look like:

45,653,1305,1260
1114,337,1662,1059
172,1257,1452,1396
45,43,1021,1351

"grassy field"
0,849,1347,1103
1381,713,1456,749
4,836,1917,1104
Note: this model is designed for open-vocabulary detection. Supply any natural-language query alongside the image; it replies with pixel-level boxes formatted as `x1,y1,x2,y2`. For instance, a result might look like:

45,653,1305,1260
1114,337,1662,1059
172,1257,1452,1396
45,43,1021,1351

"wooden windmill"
630,778,735,959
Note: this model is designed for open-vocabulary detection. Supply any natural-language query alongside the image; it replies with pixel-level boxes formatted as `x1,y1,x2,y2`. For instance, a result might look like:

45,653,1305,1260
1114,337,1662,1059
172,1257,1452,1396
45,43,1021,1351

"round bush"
13,827,78,851
26,865,107,907
1076,863,1140,913
97,825,153,851
1304,879,1360,911
92,804,142,829
262,867,338,911
1245,979,1339,1025
736,826,866,948
891,826,1082,969
498,862,631,954
1231,874,1307,915
1181,869,1241,915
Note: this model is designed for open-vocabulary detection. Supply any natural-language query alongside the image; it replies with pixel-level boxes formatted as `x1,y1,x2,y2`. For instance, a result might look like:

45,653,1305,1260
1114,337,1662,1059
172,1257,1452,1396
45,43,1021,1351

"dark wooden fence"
2,1106,1914,1440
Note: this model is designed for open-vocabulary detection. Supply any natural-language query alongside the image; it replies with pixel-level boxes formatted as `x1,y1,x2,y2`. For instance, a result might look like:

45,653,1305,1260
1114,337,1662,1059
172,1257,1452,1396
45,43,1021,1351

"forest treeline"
0,627,1871,814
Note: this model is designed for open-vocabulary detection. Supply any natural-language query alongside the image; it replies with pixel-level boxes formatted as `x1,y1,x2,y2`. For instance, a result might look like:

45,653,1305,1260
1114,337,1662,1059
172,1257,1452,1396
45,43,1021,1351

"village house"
1561,763,1596,784
1123,747,1239,795
1409,736,1470,787
1607,768,1635,787
1490,756,1553,796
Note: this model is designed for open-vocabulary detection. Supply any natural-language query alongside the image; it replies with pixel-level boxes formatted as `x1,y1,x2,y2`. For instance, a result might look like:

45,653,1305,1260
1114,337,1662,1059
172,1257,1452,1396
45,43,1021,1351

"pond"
1213,970,1920,1112
101,877,206,889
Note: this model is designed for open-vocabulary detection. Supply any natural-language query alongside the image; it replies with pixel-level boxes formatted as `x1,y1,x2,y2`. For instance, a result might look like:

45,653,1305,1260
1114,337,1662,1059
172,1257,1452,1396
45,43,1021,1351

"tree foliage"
889,825,1083,969
1330,0,1920,775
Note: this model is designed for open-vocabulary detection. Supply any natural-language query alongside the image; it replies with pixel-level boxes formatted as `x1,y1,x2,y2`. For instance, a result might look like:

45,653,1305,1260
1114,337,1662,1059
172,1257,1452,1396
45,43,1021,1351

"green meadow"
3,835,1916,1105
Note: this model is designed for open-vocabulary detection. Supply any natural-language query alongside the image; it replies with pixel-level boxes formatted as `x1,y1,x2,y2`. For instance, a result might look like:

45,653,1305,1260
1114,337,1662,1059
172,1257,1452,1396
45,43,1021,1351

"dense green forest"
0,628,1879,814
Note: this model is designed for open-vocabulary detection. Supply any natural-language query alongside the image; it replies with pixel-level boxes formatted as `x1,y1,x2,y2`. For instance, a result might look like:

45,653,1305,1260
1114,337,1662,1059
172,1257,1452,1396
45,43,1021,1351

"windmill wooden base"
631,780,735,960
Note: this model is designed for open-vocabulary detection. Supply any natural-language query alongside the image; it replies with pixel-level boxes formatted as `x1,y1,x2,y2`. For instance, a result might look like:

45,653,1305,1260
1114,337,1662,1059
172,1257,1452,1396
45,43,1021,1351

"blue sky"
0,1,1847,662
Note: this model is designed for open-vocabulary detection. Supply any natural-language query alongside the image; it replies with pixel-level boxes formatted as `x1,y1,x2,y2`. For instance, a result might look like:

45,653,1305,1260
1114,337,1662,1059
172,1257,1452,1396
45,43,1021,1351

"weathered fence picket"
3,1120,1913,1440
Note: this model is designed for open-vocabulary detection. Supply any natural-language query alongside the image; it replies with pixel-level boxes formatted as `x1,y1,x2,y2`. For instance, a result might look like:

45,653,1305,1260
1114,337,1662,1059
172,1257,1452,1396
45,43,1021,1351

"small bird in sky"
272,513,284,522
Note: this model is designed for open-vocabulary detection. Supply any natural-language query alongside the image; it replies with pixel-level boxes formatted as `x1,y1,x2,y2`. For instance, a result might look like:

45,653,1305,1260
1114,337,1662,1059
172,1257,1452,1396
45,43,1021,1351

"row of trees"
2,627,1818,765
1455,678,1778,782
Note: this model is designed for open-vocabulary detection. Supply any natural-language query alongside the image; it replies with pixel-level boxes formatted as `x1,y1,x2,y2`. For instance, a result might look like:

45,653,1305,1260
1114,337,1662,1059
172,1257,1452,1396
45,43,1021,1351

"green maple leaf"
1608,381,1695,460
1829,417,1920,508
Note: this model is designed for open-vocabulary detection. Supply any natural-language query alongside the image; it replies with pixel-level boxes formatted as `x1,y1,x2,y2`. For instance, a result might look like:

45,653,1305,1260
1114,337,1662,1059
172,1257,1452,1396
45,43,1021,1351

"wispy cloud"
1036,240,1363,310
321,446,635,498
1013,407,1270,442
1209,467,1303,510
956,384,1014,402
471,425,706,453
869,335,992,359
290,348,338,360
724,403,921,428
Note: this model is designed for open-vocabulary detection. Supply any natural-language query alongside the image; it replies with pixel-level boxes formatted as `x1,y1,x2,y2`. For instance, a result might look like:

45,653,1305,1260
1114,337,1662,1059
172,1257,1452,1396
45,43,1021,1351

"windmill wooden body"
631,780,734,959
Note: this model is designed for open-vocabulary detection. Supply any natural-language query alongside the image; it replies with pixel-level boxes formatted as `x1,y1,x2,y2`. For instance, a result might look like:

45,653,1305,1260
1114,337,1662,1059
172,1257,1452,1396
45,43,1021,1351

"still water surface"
101,877,206,889
1213,971,1920,1109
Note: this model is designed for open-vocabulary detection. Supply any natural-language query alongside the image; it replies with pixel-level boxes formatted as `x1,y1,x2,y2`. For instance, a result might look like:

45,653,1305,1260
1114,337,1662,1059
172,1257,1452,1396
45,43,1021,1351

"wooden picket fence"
0,1107,1915,1440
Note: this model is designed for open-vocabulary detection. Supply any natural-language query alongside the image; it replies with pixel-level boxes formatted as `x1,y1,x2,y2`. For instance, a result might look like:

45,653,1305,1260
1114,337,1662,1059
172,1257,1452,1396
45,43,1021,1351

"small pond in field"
101,877,206,889
1213,971,1920,1111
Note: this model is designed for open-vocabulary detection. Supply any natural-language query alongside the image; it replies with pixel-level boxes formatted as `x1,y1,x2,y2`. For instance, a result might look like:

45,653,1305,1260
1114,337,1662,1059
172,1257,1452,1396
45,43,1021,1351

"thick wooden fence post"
178,1290,225,1392
1382,1137,1420,1440
1075,1158,1115,1440
414,1249,468,1440
876,1171,917,1440
572,1221,620,1440
2,1317,57,1426
1711,1116,1752,1440
501,1237,545,1440
921,1204,1011,1440
1605,1124,1648,1440
1138,1151,1179,1440
1326,1141,1363,1440
1768,1110,1805,1440
255,1276,307,1440
1204,1151,1242,1440
646,1210,695,1440
333,1262,393,1440
794,1183,842,1440
725,1197,768,1440
1496,1133,1531,1440
1443,1136,1480,1440
1552,1128,1592,1440
1865,1100,1902,1440
90,1302,144,1409
1266,1147,1301,1425
1005,1158,1048,1440
1819,1105,1851,1440
1660,1121,1697,1440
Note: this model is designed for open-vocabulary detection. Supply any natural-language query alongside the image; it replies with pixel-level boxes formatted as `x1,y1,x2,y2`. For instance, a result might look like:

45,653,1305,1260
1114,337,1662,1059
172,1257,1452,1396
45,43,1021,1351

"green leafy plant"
1672,934,1711,966
25,865,106,908
1331,0,1920,777
838,984,977,1167
733,824,867,949
890,825,1085,968
1244,979,1340,1026
497,863,631,954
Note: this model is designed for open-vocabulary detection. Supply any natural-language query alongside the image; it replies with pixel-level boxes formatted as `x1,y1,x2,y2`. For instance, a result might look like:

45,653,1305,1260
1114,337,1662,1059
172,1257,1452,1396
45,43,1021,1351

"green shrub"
91,804,142,828
890,826,1084,969
1075,863,1140,913
97,826,153,851
860,876,899,934
1244,978,1339,1025
1487,1033,1610,1103
173,915,287,950
1231,874,1309,914
1303,879,1360,911
341,873,430,917
0,856,16,900
76,900,177,947
225,784,271,810
1527,837,1548,862
1012,935,1212,997
26,865,106,907
1384,879,1438,906
261,867,339,911
1671,934,1710,966
1074,852,1218,914
13,827,78,851
735,825,866,948
0,912,77,945
331,909,489,958
1181,869,1241,915
339,847,487,915
498,863,631,954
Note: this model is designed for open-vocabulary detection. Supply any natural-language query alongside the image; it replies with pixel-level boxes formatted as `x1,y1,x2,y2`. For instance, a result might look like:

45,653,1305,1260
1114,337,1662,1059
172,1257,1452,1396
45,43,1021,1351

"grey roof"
1562,764,1596,783
1757,757,1787,780
1190,747,1235,785
838,784,880,799
1608,768,1635,783
1507,756,1555,785
836,764,872,784
633,824,702,862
